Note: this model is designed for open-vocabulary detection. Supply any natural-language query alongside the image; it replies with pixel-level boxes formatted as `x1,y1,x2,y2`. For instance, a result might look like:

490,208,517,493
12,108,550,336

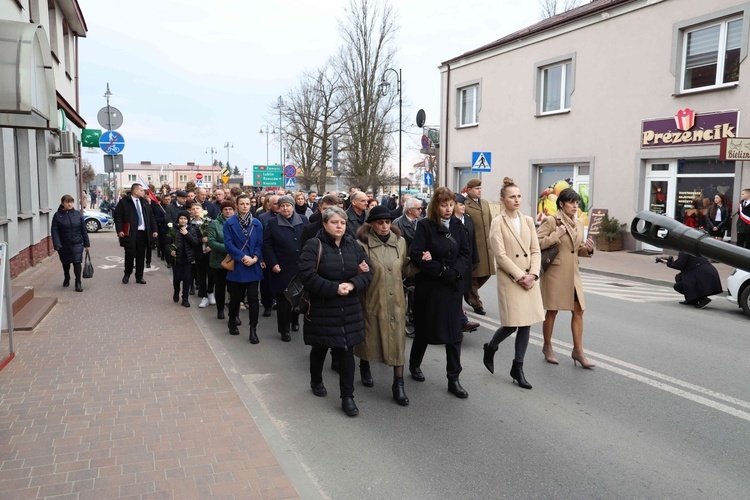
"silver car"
83,210,115,233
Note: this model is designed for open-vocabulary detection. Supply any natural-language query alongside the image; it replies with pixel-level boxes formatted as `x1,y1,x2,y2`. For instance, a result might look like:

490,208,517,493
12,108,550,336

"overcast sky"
77,0,542,176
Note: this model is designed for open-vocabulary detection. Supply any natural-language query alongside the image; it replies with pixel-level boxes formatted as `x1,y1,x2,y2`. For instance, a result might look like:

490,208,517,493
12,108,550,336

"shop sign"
719,137,750,160
641,109,738,149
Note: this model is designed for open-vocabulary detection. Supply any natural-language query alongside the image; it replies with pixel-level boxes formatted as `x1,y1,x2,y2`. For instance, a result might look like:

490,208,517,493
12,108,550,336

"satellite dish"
416,109,426,128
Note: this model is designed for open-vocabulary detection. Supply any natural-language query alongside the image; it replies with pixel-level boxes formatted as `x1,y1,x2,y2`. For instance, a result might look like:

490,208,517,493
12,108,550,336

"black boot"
483,343,498,374
249,326,259,344
173,288,180,303
75,279,83,292
341,397,359,417
63,273,70,287
228,317,240,336
217,308,225,320
360,361,373,387
233,316,242,326
448,379,468,399
392,377,409,406
189,284,195,295
510,361,532,389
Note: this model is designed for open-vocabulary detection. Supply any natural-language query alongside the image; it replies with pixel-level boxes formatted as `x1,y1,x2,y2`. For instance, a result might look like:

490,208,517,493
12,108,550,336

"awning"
0,20,58,129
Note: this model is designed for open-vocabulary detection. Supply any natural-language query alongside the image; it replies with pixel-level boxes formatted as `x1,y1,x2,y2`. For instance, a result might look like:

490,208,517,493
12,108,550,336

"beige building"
115,161,222,193
439,0,750,250
1,0,87,276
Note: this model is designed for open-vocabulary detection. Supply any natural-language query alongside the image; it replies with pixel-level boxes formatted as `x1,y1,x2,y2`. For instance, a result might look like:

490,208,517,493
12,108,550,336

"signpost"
97,106,123,130
99,131,125,155
471,152,491,172
250,165,284,189
81,129,102,148
221,167,230,184
424,172,433,186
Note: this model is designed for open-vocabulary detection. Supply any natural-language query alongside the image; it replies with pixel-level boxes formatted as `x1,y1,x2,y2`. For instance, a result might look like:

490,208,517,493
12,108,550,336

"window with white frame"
179,174,187,182
206,175,212,182
459,85,478,126
682,17,742,91
540,61,572,114
160,175,167,183
127,174,137,182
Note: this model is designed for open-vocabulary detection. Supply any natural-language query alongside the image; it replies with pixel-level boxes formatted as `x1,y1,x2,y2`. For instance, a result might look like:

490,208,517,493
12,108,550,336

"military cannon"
630,211,750,273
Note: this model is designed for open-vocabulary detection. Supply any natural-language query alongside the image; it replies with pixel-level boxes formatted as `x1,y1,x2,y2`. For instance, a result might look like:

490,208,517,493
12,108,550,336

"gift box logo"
674,108,696,131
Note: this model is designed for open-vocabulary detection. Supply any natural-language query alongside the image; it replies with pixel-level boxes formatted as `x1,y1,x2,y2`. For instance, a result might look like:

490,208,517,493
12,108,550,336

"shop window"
674,159,735,226
535,164,590,226
457,83,479,127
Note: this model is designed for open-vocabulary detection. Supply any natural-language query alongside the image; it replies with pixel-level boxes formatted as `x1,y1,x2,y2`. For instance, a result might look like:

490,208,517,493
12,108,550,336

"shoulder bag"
284,239,322,315
82,249,94,279
221,225,253,271
540,217,563,274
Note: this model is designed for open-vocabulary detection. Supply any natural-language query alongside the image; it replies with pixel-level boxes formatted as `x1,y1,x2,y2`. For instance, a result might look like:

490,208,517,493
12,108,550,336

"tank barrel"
630,211,750,273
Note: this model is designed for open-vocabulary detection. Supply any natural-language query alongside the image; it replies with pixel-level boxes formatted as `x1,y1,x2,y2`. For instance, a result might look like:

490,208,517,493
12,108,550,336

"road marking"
581,275,680,303
466,312,750,422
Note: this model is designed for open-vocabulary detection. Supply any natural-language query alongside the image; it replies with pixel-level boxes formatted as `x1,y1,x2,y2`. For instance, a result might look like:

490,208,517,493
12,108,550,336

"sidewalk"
0,232,299,499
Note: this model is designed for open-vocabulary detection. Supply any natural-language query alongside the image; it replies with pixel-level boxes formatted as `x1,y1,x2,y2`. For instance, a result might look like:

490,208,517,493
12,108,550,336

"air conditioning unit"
60,130,77,156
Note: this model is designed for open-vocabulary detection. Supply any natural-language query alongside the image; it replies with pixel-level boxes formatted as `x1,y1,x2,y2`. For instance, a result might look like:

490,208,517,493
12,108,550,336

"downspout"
443,63,450,189
74,35,79,113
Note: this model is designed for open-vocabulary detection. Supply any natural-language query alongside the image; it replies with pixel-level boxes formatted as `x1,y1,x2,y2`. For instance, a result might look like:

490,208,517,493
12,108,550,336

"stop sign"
195,173,203,180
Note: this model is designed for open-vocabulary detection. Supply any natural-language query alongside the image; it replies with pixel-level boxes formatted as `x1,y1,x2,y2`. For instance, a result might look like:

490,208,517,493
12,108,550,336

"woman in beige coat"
355,205,412,406
483,178,544,389
537,187,596,368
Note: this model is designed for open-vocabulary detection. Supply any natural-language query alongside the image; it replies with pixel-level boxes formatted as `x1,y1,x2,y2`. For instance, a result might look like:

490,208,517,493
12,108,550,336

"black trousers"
409,336,463,381
738,233,750,249
227,280,259,326
192,254,214,298
172,261,191,299
124,230,148,279
260,266,274,308
212,267,228,312
274,293,299,333
310,346,355,398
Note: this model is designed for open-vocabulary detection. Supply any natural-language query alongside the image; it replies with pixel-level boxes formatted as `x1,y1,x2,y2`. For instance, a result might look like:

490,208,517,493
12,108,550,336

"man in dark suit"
307,191,318,213
113,183,159,284
454,194,480,332
737,188,750,248
165,190,188,224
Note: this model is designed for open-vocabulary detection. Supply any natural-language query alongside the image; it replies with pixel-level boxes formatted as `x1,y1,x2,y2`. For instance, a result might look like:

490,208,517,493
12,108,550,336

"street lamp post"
278,96,284,166
224,142,233,177
206,147,217,186
380,68,402,196
259,126,275,165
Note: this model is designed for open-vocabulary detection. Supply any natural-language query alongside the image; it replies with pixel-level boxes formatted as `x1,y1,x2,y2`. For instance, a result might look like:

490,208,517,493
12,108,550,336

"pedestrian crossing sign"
471,152,491,172
285,177,296,188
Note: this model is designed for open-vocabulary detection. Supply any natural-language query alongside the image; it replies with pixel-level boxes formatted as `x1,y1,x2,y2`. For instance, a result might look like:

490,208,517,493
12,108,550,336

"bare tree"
335,0,398,192
81,159,96,185
540,0,582,19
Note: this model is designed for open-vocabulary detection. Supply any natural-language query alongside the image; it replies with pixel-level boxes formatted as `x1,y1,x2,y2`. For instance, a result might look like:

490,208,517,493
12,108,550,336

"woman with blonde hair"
537,188,596,368
483,178,544,388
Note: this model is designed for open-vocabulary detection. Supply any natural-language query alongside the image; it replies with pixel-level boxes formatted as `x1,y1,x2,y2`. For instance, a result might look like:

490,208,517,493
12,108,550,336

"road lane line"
466,313,750,419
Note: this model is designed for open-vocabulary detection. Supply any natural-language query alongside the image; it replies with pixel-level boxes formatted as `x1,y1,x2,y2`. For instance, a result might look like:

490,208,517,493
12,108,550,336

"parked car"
726,268,750,318
83,210,114,233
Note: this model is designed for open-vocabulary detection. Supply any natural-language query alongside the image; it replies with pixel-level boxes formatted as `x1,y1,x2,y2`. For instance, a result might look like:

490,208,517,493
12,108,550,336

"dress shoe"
217,310,225,320
483,343,498,374
542,344,559,364
392,377,409,406
228,317,240,335
146,263,151,268
181,299,191,308
173,289,180,303
695,297,711,309
233,316,242,326
360,362,374,387
448,379,469,398
263,307,272,317
291,322,300,332
249,327,259,344
281,331,291,342
510,360,532,389
122,274,130,284
135,278,147,284
473,306,486,315
462,320,480,332
341,397,359,417
63,276,70,287
571,349,595,369
311,381,327,397
409,366,425,382
75,280,83,292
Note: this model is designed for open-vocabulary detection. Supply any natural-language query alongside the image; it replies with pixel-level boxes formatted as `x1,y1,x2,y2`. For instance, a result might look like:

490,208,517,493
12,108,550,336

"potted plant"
596,214,626,251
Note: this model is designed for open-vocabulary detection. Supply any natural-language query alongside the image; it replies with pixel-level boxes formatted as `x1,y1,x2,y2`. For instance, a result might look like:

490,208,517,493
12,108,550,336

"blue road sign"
471,151,491,172
285,177,296,188
284,164,297,177
424,173,433,186
100,131,125,155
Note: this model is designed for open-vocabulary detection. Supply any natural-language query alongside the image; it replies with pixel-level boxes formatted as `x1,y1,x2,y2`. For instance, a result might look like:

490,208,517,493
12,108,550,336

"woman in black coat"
705,193,730,240
659,253,723,308
263,195,309,341
298,206,372,417
51,194,90,292
408,187,471,398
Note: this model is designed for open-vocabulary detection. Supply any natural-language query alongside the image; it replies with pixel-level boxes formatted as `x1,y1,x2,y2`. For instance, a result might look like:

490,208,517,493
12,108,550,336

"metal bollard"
630,211,750,273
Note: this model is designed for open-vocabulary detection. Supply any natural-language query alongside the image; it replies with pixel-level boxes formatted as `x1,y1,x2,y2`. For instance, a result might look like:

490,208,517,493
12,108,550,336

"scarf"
295,204,308,215
440,217,451,230
558,210,578,244
237,212,253,236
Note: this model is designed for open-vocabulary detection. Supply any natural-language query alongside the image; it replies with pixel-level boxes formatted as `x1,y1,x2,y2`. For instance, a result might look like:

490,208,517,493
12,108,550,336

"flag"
138,175,160,204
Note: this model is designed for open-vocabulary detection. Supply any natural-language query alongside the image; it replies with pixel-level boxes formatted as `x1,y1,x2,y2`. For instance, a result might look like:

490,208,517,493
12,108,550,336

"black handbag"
82,249,94,279
540,245,558,273
284,240,321,315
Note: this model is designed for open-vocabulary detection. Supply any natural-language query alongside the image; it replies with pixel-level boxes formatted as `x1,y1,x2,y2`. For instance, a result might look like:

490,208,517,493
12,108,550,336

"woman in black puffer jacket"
51,194,90,292
298,206,372,417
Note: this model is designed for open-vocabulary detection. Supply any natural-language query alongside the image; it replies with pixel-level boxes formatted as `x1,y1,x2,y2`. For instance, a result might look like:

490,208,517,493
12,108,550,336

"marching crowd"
52,179,600,418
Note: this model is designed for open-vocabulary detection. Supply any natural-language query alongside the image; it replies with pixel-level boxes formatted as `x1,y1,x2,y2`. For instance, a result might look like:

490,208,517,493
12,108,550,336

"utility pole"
259,127,274,165
278,96,283,166
224,142,233,173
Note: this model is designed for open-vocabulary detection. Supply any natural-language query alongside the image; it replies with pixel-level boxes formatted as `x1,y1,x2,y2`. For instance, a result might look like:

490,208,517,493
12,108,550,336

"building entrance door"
643,161,676,252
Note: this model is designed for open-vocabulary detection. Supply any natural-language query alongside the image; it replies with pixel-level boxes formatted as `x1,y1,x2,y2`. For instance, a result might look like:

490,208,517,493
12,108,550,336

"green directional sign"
81,129,102,148
252,165,283,188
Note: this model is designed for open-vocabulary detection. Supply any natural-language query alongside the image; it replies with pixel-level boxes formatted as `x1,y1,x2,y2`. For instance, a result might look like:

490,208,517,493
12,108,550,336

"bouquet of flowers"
199,210,212,237
168,222,178,253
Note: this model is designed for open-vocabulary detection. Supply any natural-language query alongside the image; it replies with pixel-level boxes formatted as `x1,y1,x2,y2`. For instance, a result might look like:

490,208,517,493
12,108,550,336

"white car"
726,268,750,317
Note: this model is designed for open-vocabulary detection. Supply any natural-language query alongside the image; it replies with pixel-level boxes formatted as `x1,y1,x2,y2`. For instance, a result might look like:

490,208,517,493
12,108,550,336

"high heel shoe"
482,343,498,374
542,344,559,365
510,360,532,389
571,349,595,369
392,377,409,406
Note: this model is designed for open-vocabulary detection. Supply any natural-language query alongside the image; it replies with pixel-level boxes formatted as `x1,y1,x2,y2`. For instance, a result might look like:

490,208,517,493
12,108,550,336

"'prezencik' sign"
641,109,738,149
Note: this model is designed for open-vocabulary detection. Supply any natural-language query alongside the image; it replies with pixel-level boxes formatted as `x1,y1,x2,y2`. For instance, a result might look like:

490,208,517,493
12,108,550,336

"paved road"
188,266,750,498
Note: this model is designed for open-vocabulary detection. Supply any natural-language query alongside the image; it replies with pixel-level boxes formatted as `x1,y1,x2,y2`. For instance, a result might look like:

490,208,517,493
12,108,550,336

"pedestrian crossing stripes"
581,274,680,303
